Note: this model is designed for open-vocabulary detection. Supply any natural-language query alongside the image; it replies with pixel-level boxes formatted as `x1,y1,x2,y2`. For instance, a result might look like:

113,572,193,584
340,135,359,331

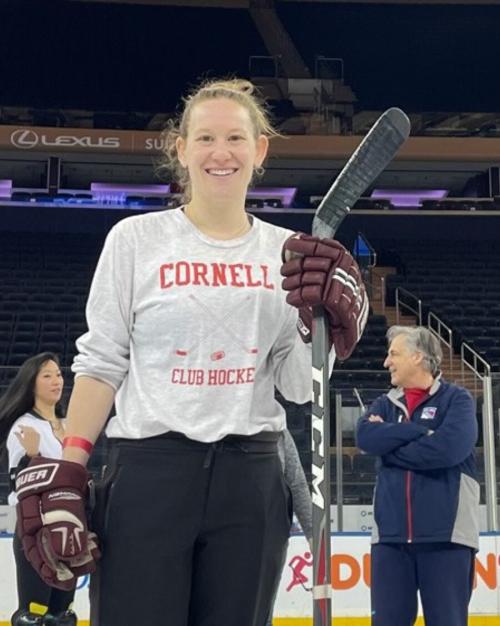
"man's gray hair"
387,325,442,376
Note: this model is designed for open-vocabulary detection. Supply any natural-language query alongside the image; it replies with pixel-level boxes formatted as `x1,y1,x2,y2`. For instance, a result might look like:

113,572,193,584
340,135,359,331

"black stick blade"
312,107,411,239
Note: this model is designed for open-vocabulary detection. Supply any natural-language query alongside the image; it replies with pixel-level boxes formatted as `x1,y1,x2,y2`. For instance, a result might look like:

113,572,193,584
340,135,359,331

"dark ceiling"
1,0,499,198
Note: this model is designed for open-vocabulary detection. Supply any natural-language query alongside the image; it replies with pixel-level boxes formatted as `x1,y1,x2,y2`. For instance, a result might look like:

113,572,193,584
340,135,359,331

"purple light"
371,189,448,208
0,179,12,198
91,183,170,195
90,183,295,207
247,187,297,208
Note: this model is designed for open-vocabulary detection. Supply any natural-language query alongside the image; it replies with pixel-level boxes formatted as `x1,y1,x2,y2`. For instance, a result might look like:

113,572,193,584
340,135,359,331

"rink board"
1,533,500,623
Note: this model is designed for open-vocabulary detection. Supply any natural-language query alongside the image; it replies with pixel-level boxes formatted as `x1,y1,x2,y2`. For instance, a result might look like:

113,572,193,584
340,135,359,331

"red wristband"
63,436,94,455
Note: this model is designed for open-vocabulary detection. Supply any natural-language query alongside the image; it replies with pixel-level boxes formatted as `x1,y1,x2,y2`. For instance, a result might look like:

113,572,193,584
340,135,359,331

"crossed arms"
356,389,477,471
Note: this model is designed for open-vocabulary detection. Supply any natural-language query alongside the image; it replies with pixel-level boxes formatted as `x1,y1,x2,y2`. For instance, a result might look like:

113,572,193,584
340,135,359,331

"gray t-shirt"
73,208,334,442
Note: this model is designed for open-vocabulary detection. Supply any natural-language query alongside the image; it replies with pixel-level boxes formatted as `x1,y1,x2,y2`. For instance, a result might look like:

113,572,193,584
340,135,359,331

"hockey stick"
310,107,410,626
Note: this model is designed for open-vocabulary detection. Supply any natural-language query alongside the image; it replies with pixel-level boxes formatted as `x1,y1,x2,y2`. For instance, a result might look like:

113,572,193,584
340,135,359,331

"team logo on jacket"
421,407,437,420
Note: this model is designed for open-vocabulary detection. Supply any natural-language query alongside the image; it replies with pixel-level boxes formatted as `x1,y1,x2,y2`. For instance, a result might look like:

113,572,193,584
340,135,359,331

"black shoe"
41,611,77,626
11,610,43,626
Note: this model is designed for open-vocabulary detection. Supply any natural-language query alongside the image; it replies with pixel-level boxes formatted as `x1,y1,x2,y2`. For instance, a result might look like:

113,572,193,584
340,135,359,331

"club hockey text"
171,367,255,386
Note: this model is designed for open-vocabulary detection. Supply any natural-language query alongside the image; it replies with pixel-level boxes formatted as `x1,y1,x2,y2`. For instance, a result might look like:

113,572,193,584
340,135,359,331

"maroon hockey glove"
281,233,369,360
16,457,100,590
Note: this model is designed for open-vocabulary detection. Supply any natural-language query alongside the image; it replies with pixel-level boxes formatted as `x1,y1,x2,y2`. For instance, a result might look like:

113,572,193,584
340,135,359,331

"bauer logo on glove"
281,232,369,360
16,462,60,495
15,456,100,590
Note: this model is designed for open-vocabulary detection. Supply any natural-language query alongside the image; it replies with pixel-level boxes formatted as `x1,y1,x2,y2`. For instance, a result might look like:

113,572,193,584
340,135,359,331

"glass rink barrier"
2,379,500,623
2,534,500,625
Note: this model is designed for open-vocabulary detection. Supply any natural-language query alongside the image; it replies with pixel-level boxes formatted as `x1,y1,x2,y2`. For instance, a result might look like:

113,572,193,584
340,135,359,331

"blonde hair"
159,78,279,202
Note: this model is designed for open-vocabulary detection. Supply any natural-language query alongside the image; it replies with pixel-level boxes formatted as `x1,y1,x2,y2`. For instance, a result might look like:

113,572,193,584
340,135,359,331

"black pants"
371,542,475,626
265,540,288,626
90,432,292,626
13,530,75,615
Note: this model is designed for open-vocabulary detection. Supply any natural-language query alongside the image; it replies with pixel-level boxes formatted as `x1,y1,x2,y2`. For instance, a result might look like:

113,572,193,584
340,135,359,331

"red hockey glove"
16,457,100,590
281,233,369,360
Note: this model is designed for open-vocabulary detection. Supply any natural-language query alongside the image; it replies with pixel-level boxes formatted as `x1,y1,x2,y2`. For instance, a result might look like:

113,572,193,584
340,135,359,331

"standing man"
356,326,479,626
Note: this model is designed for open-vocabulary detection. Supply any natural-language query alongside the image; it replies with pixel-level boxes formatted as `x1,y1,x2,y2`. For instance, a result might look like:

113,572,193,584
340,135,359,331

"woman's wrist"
63,436,94,455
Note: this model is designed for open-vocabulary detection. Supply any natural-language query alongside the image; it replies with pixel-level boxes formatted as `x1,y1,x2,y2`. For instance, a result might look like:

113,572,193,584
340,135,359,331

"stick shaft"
308,108,410,625
311,307,332,626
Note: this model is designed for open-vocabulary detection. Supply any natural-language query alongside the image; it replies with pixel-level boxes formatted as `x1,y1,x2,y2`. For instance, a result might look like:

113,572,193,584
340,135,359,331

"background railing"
395,287,422,324
428,311,454,375
461,344,497,530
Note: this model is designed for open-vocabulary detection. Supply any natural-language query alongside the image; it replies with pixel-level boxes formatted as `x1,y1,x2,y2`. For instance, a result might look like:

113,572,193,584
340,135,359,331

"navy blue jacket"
356,378,479,549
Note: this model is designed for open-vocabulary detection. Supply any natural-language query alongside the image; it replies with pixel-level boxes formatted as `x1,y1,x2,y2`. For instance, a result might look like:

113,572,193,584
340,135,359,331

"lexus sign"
9,129,121,150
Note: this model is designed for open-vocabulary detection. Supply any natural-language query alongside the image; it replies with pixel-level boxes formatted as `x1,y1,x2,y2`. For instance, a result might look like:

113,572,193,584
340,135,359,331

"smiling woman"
177,98,266,236
13,77,367,626
0,353,76,626
160,78,278,240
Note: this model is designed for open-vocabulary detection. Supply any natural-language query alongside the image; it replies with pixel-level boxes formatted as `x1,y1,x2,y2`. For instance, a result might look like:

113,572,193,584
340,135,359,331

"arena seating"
0,232,99,377
0,233,494,510
384,240,500,370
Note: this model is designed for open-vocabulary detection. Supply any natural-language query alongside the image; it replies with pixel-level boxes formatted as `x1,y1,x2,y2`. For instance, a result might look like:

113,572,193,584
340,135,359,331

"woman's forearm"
63,375,116,466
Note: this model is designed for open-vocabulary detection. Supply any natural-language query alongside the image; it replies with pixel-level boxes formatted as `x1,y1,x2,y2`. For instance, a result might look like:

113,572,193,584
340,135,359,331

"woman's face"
34,360,64,407
176,98,268,204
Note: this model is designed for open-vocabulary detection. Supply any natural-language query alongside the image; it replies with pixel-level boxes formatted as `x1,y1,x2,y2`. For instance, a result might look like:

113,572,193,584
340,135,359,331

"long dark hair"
0,352,64,446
